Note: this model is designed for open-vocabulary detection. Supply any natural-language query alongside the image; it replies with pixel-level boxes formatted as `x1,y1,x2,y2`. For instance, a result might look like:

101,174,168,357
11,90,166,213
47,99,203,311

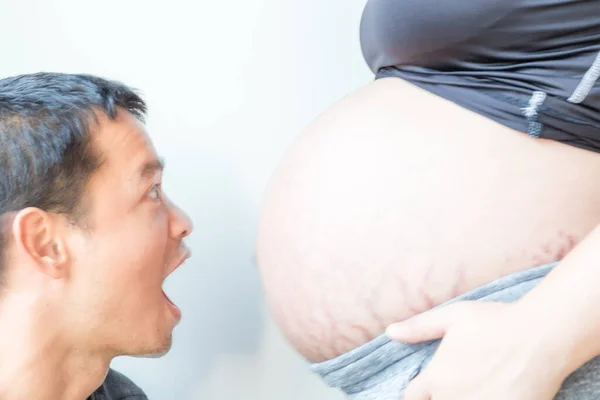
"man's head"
0,72,193,358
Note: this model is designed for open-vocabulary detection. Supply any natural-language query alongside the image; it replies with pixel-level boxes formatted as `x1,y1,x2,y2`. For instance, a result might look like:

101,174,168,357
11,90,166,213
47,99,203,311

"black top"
360,0,600,152
88,369,148,400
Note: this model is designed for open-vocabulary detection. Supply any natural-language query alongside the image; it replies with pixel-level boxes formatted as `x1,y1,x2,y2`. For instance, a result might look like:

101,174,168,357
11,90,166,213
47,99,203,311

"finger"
385,303,467,342
386,301,494,343
403,372,431,400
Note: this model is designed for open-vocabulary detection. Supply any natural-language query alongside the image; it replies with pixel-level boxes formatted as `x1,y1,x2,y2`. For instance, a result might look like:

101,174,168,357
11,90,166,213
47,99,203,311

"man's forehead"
93,113,159,174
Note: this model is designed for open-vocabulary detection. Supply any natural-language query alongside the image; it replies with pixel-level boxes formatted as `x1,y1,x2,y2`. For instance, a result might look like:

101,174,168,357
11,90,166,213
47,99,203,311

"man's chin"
128,335,173,359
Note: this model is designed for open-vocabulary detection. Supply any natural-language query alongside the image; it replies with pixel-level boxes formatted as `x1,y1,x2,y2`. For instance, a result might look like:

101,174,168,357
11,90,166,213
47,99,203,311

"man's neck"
0,294,111,400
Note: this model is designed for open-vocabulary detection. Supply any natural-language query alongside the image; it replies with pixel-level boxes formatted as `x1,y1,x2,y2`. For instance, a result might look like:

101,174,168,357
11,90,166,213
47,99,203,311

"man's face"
65,110,193,357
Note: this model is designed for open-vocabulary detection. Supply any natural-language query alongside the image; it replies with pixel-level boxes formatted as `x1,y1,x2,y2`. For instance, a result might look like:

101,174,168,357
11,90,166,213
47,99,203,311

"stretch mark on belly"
449,265,467,299
419,264,437,310
392,270,422,316
323,302,354,358
532,231,578,266
557,231,577,260
349,324,372,344
366,284,386,329
299,292,328,357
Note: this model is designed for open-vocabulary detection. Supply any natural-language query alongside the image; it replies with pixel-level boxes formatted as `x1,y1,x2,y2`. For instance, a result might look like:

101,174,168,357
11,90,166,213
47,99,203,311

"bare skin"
256,77,600,362
386,222,600,399
0,110,193,399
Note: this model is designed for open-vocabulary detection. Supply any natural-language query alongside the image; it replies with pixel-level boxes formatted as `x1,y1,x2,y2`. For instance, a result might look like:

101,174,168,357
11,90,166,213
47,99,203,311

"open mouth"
163,288,181,320
161,249,191,321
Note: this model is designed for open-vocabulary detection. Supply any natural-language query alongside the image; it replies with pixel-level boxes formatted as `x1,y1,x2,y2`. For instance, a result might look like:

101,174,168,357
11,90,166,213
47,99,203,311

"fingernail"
386,324,407,338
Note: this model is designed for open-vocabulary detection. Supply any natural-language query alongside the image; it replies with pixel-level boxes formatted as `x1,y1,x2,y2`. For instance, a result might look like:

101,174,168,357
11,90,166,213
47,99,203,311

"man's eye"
148,184,162,201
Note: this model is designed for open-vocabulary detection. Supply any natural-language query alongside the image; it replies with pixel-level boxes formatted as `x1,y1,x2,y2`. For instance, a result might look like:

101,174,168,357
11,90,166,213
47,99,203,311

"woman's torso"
257,0,600,362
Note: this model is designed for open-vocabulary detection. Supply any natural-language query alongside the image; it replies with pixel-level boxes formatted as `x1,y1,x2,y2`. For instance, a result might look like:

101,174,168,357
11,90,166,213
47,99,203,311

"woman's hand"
386,301,571,400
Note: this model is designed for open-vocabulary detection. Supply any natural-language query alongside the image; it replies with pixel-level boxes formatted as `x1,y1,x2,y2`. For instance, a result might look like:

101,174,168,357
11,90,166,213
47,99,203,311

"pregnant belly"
256,77,600,362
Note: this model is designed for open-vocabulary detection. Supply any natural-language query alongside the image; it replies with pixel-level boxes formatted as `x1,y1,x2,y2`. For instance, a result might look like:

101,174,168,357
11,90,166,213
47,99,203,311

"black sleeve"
89,369,148,400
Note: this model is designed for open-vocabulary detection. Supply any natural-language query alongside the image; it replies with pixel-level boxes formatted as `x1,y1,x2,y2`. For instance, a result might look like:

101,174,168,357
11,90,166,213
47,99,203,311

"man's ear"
11,208,69,279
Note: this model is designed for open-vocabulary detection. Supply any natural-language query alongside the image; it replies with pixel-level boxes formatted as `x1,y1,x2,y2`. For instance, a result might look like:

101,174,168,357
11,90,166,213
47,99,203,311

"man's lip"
167,247,191,276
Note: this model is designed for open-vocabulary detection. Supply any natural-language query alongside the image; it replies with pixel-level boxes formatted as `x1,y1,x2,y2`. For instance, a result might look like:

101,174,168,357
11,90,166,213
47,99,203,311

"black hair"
0,72,147,278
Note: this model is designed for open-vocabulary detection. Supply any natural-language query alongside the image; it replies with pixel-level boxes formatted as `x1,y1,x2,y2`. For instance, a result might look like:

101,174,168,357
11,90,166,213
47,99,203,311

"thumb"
386,301,480,343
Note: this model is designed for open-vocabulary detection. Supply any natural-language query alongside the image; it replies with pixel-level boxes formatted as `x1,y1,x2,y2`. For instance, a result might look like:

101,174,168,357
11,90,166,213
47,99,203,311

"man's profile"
0,72,192,399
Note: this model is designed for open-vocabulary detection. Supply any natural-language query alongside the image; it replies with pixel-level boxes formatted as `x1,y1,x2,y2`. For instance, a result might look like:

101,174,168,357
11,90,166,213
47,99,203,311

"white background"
0,0,372,398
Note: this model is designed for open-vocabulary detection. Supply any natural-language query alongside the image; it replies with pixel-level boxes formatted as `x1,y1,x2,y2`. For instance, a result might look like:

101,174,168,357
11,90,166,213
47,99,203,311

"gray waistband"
309,262,557,396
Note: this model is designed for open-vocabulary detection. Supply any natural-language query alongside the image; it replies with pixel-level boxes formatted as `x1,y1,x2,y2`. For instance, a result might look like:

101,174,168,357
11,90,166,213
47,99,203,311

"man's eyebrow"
138,157,165,179
140,158,165,176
